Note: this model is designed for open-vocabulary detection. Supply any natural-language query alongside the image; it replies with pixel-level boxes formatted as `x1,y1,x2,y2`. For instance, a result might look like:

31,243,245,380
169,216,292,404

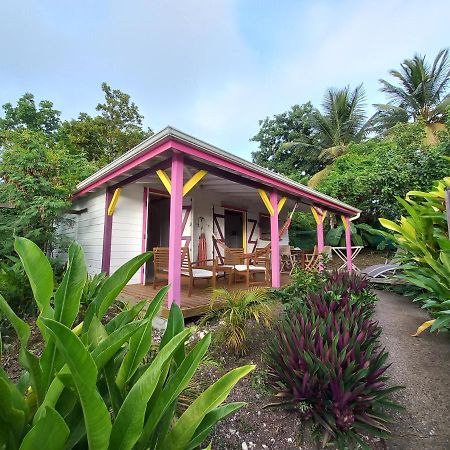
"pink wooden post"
101,187,113,274
312,207,325,271
140,187,148,285
270,190,281,288
343,216,353,272
168,153,184,307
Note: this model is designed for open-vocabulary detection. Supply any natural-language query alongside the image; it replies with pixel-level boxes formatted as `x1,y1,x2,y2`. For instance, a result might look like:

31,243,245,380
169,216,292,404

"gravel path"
374,290,450,450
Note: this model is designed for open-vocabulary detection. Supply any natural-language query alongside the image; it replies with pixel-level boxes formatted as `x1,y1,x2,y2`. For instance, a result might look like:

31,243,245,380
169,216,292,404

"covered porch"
73,127,361,310
122,273,292,318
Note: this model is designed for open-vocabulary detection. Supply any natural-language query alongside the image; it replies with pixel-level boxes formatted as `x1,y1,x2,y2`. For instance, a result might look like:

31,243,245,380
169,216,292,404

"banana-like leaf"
159,365,255,450
0,377,26,441
19,407,69,450
0,293,45,403
105,301,146,334
108,328,192,450
91,320,146,370
186,402,246,450
160,302,185,366
116,291,166,389
139,333,212,447
83,252,153,332
431,311,450,331
42,319,112,450
54,242,86,328
14,237,53,317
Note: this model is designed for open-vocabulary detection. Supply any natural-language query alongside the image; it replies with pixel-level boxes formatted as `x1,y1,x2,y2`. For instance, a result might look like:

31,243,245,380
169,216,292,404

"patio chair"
280,245,299,274
360,249,402,281
233,251,271,288
152,247,221,296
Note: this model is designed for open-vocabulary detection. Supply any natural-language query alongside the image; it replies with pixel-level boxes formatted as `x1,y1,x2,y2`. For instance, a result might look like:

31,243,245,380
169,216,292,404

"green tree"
375,48,450,134
60,83,153,166
0,129,93,255
251,103,323,179
318,122,450,224
0,93,61,137
306,84,372,187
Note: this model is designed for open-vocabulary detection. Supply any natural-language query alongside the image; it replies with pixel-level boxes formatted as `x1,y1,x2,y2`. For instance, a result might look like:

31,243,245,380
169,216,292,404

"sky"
1,0,449,160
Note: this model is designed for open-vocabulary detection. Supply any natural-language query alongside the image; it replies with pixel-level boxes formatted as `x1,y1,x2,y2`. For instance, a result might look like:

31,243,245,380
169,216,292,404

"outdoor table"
331,246,364,271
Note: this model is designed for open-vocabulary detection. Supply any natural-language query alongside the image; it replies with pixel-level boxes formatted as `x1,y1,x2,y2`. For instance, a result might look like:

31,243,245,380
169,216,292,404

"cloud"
0,0,449,159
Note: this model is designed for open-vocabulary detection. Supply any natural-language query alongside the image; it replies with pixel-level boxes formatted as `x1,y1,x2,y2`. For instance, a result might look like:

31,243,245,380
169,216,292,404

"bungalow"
67,126,360,308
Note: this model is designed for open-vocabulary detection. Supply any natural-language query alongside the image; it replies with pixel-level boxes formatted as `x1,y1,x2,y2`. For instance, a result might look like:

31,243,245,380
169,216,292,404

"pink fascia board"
73,140,173,198
170,141,355,216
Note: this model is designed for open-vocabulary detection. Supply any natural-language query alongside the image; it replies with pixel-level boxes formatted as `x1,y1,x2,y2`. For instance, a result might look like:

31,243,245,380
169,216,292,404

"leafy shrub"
273,269,326,305
267,271,400,448
80,272,108,307
0,237,253,449
380,176,450,332
200,287,276,355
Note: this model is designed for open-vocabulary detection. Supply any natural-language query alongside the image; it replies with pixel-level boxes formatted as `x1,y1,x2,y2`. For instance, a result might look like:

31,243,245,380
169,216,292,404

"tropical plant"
267,272,400,448
308,85,373,187
80,272,108,307
379,176,450,332
325,222,385,248
0,237,253,449
200,287,276,355
318,125,450,224
273,269,326,305
376,48,450,130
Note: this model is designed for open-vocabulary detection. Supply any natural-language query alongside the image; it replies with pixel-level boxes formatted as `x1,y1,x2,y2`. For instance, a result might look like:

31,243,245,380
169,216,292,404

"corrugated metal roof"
75,126,361,215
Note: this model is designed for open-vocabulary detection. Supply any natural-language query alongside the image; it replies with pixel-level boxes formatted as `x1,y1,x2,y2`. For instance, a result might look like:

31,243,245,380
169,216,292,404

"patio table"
331,246,364,271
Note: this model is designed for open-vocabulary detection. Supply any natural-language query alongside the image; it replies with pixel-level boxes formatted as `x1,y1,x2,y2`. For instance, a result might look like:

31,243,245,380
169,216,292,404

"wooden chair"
302,245,331,271
153,247,220,297
233,250,271,288
280,245,298,274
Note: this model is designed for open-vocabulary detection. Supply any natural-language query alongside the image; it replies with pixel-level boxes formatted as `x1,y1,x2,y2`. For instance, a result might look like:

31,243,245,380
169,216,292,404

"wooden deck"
122,273,291,318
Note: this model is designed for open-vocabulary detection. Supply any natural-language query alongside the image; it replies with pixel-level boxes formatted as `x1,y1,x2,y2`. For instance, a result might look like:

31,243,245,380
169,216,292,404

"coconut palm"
376,48,450,128
307,84,372,186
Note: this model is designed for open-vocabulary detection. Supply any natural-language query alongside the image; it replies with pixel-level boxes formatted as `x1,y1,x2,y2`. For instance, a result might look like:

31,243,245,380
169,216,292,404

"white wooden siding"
110,184,143,284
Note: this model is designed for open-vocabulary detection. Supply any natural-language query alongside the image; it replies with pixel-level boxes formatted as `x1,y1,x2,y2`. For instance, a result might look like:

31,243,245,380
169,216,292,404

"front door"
224,209,244,248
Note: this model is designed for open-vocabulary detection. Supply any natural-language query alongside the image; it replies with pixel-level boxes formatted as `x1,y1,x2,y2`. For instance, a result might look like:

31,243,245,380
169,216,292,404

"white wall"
190,188,289,261
110,184,144,284
66,190,106,275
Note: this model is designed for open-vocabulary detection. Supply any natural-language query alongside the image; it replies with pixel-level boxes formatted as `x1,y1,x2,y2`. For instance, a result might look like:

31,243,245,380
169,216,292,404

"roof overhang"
74,126,361,217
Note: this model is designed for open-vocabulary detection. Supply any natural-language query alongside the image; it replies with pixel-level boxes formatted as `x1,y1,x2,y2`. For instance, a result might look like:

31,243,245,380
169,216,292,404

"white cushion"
234,264,266,272
182,268,213,278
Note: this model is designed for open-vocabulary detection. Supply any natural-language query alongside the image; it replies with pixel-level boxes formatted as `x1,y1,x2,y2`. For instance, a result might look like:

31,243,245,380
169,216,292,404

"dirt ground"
374,290,450,450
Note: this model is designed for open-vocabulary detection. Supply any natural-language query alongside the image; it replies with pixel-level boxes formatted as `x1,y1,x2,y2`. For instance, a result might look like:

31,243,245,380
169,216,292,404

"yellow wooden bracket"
311,206,327,224
156,169,171,194
341,215,349,230
107,188,122,216
278,196,287,214
183,170,207,196
258,189,274,216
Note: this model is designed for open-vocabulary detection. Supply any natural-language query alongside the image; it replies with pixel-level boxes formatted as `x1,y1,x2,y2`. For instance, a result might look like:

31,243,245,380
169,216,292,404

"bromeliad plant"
0,237,253,450
380,176,450,332
267,272,401,449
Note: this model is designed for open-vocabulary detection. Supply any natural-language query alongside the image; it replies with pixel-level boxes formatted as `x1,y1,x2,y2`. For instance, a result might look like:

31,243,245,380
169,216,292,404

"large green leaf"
83,251,152,332
19,407,69,450
105,300,146,334
139,333,212,447
54,242,86,328
14,237,53,316
159,365,255,450
91,320,146,370
186,403,246,450
116,290,167,389
160,302,185,366
108,328,192,450
0,377,26,442
42,319,112,450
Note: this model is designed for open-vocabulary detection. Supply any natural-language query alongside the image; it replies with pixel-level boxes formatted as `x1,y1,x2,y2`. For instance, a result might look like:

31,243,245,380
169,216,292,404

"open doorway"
146,194,170,282
224,209,244,248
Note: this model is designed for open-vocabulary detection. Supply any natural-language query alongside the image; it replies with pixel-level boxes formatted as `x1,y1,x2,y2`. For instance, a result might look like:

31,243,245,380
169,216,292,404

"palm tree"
307,85,372,186
375,48,450,130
